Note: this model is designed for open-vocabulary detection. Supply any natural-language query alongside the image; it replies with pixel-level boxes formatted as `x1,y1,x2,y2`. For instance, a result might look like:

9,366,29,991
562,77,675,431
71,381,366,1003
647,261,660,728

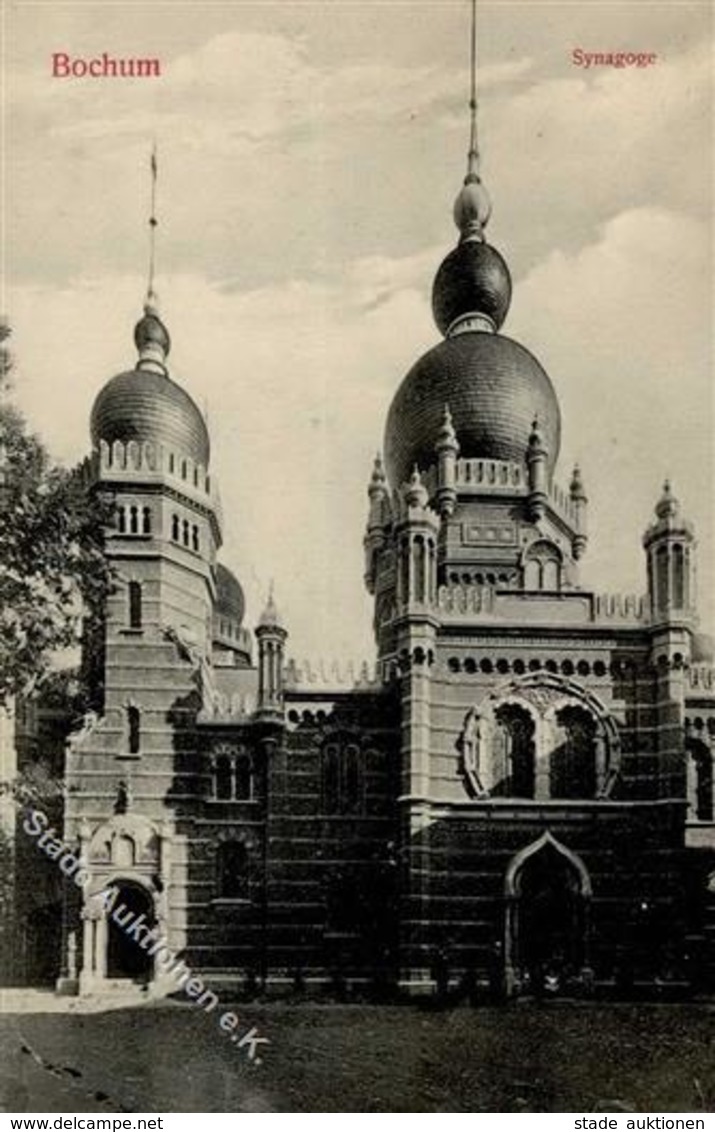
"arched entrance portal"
504,833,592,996
106,881,155,983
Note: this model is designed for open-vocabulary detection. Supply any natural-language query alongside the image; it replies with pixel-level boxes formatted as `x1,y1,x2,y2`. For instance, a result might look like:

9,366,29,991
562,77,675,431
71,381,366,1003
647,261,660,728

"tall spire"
134,141,171,373
453,0,492,242
467,0,479,182
146,140,159,307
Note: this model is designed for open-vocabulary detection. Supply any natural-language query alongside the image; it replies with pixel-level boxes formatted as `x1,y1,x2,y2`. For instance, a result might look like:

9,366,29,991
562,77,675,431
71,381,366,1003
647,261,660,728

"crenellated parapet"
86,437,223,536
283,657,381,691
211,618,252,663
427,453,584,545
689,664,715,693
437,582,496,617
592,593,648,624
549,480,582,529
196,690,257,722
453,457,526,493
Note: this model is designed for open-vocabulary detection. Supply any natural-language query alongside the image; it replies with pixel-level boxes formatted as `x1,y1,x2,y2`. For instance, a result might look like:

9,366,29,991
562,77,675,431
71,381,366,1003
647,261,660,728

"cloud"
9,29,533,143
5,5,713,656
9,200,713,661
511,205,713,629
8,252,437,660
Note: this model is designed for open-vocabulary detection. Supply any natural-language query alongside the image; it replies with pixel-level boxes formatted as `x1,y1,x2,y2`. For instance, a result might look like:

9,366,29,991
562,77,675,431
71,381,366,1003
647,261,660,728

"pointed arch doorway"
504,833,592,997
106,880,155,983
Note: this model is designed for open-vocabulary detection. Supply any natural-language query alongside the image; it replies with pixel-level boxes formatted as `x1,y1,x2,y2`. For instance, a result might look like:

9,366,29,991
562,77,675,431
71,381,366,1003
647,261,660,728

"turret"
364,454,390,595
435,405,460,518
643,481,696,624
394,468,440,611
526,417,548,521
569,464,588,559
255,590,288,721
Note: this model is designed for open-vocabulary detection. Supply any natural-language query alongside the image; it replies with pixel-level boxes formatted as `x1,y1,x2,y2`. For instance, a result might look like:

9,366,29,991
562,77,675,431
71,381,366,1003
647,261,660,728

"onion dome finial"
655,479,680,520
431,1,511,338
570,463,587,502
258,581,285,631
453,0,492,244
528,416,547,456
368,452,387,499
435,404,460,455
404,465,429,509
134,299,171,375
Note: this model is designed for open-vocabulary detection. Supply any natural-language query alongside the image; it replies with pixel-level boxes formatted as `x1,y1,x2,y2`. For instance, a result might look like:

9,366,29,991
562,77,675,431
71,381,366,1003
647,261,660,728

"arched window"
129,505,138,535
181,460,187,480
656,545,668,610
127,706,141,755
690,742,713,821
400,539,409,603
117,506,126,534
523,541,561,591
142,506,151,535
542,558,559,590
182,519,189,547
191,525,199,552
234,753,252,800
673,544,685,608
217,841,249,899
414,536,426,603
322,743,341,814
493,705,535,798
343,744,362,813
171,514,179,541
214,754,233,800
128,581,142,629
321,738,365,814
551,706,597,799
168,453,175,473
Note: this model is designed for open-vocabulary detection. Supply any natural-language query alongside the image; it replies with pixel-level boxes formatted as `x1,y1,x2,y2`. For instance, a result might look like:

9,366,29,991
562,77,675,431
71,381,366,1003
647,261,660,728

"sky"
3,0,713,664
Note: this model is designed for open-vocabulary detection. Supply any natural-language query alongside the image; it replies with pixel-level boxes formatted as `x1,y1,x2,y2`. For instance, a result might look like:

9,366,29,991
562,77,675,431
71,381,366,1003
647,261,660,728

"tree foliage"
0,322,113,705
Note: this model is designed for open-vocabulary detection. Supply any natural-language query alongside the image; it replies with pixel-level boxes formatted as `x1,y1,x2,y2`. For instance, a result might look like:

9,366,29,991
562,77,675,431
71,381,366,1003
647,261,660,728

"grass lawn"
1,1001,714,1113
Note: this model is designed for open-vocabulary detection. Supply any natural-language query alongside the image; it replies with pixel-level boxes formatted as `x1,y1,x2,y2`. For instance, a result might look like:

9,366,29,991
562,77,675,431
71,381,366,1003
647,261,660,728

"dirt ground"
0,1000,713,1113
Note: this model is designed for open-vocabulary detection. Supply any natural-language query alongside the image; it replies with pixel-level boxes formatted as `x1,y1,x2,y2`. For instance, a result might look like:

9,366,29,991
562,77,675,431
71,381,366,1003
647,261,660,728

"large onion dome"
215,563,246,627
432,240,512,335
384,331,561,490
383,131,561,489
90,303,210,467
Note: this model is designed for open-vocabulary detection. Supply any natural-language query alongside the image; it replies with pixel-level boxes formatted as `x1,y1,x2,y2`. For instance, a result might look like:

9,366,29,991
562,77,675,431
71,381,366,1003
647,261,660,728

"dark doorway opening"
511,843,588,994
106,881,155,982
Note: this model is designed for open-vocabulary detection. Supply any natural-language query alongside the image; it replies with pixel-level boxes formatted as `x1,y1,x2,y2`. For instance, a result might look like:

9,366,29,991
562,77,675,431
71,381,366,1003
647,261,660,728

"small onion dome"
691,632,714,663
570,463,587,502
91,307,209,467
214,563,245,627
384,332,560,491
134,302,171,359
655,479,680,520
453,175,492,239
432,240,512,337
258,591,285,631
403,466,429,508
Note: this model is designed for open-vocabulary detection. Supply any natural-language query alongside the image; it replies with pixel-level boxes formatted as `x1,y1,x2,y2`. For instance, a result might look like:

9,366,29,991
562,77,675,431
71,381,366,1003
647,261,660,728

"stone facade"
6,144,715,1005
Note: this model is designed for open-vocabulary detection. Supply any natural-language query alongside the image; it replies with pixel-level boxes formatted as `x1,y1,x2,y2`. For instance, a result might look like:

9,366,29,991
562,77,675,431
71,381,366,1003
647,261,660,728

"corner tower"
88,300,222,652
